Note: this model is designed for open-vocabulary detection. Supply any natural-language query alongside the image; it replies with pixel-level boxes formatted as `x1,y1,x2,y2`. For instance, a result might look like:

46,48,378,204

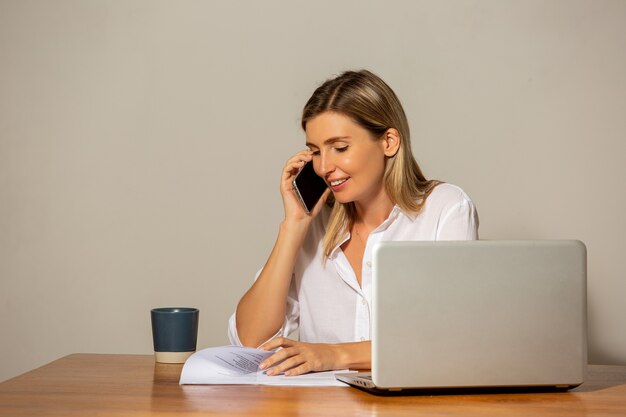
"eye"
311,150,321,156
335,146,349,153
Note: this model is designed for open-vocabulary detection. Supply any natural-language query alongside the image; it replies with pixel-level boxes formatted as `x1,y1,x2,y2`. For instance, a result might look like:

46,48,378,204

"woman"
228,70,478,376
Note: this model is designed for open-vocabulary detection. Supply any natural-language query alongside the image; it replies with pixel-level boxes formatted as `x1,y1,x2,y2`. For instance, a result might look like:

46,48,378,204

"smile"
328,177,350,191
329,178,348,187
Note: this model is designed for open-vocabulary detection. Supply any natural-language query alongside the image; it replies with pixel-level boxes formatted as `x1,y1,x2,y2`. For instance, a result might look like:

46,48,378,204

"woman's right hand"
236,150,330,347
280,149,331,223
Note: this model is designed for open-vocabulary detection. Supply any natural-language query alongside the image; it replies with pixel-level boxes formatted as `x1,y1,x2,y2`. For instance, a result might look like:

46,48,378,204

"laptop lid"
366,240,587,391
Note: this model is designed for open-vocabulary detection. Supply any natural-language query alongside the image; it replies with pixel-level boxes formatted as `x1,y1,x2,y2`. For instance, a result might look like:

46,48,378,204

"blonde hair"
301,70,440,259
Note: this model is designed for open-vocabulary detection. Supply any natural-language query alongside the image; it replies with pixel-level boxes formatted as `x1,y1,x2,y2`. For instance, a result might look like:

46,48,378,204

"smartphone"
292,161,328,213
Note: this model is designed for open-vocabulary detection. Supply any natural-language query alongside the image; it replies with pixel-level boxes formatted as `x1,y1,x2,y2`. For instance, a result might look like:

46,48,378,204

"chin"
331,194,355,205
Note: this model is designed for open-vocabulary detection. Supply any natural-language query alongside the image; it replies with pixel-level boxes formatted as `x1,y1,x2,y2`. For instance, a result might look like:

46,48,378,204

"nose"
316,151,334,178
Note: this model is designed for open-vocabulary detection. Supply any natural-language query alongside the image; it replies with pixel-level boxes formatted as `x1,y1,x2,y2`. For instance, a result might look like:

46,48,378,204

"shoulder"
419,183,479,239
424,183,474,209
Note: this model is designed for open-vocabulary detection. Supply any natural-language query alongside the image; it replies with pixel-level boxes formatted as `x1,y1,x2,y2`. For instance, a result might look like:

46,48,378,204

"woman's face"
305,112,390,206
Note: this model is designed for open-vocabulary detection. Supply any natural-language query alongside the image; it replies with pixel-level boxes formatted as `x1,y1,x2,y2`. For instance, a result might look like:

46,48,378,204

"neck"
353,191,395,231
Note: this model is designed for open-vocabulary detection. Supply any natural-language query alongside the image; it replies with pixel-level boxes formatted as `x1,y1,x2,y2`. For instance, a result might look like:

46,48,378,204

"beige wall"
1,0,625,382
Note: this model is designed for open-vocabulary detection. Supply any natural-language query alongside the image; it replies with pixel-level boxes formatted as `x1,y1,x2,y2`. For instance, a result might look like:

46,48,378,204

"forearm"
334,341,371,370
236,220,310,347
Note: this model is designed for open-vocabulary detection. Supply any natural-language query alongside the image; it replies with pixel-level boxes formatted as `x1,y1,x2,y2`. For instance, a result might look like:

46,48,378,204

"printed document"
179,346,353,386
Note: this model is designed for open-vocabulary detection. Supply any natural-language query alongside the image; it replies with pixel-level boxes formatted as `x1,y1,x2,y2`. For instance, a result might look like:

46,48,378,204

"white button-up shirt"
228,183,478,345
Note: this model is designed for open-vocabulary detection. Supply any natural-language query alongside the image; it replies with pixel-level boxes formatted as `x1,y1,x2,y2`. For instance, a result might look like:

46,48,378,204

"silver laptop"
336,240,587,394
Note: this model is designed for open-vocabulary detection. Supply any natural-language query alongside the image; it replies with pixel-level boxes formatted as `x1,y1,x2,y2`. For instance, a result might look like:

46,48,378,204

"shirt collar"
329,205,411,258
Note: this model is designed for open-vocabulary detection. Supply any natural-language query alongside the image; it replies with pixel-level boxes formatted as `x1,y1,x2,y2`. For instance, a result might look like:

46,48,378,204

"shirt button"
360,337,366,342
366,261,372,268
361,298,367,305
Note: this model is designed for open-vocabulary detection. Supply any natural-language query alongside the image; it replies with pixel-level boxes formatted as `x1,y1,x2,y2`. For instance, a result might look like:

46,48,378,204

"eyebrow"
305,136,350,148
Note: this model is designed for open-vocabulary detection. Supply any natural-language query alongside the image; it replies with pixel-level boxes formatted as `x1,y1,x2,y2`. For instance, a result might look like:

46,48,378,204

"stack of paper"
179,346,353,387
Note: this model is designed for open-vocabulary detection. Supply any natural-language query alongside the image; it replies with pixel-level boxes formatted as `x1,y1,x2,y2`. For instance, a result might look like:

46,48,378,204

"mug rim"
151,307,198,314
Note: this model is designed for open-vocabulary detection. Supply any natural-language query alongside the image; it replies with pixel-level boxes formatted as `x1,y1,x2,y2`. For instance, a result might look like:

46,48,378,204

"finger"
284,362,312,376
281,160,306,182
259,345,297,370
281,160,312,185
285,153,312,171
285,150,313,167
259,351,285,370
281,150,314,186
266,354,306,376
258,336,285,351
259,337,295,351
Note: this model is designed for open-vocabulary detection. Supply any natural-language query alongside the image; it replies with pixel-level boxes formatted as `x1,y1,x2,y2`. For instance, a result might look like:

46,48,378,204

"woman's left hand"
258,337,342,376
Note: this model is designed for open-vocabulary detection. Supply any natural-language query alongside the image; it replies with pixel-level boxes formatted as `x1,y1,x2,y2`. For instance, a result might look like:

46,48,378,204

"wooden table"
1,354,626,416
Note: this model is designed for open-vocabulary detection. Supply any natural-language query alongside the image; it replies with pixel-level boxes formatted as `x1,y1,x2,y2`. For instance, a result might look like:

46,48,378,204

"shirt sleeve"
435,192,479,241
227,269,300,346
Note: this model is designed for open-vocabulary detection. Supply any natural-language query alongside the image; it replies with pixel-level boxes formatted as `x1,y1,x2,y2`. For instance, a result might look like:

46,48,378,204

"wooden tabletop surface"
1,354,626,416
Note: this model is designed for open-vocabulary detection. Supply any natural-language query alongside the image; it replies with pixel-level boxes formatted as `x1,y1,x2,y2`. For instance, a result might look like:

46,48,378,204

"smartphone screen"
292,161,328,213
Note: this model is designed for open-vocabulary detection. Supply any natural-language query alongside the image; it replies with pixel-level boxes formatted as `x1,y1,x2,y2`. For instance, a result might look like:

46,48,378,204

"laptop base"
336,373,580,396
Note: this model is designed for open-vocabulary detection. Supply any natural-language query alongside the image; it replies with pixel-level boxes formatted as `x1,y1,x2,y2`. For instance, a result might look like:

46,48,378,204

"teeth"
330,179,347,186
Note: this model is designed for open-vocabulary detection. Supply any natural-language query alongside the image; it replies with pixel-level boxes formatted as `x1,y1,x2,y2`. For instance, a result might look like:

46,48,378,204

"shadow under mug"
151,307,199,363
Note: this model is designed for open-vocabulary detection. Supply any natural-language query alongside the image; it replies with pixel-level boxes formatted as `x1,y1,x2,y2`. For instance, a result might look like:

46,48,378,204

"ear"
381,128,401,157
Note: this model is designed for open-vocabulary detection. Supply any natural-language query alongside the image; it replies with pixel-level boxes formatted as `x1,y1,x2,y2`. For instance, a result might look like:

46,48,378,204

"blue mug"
151,307,199,363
